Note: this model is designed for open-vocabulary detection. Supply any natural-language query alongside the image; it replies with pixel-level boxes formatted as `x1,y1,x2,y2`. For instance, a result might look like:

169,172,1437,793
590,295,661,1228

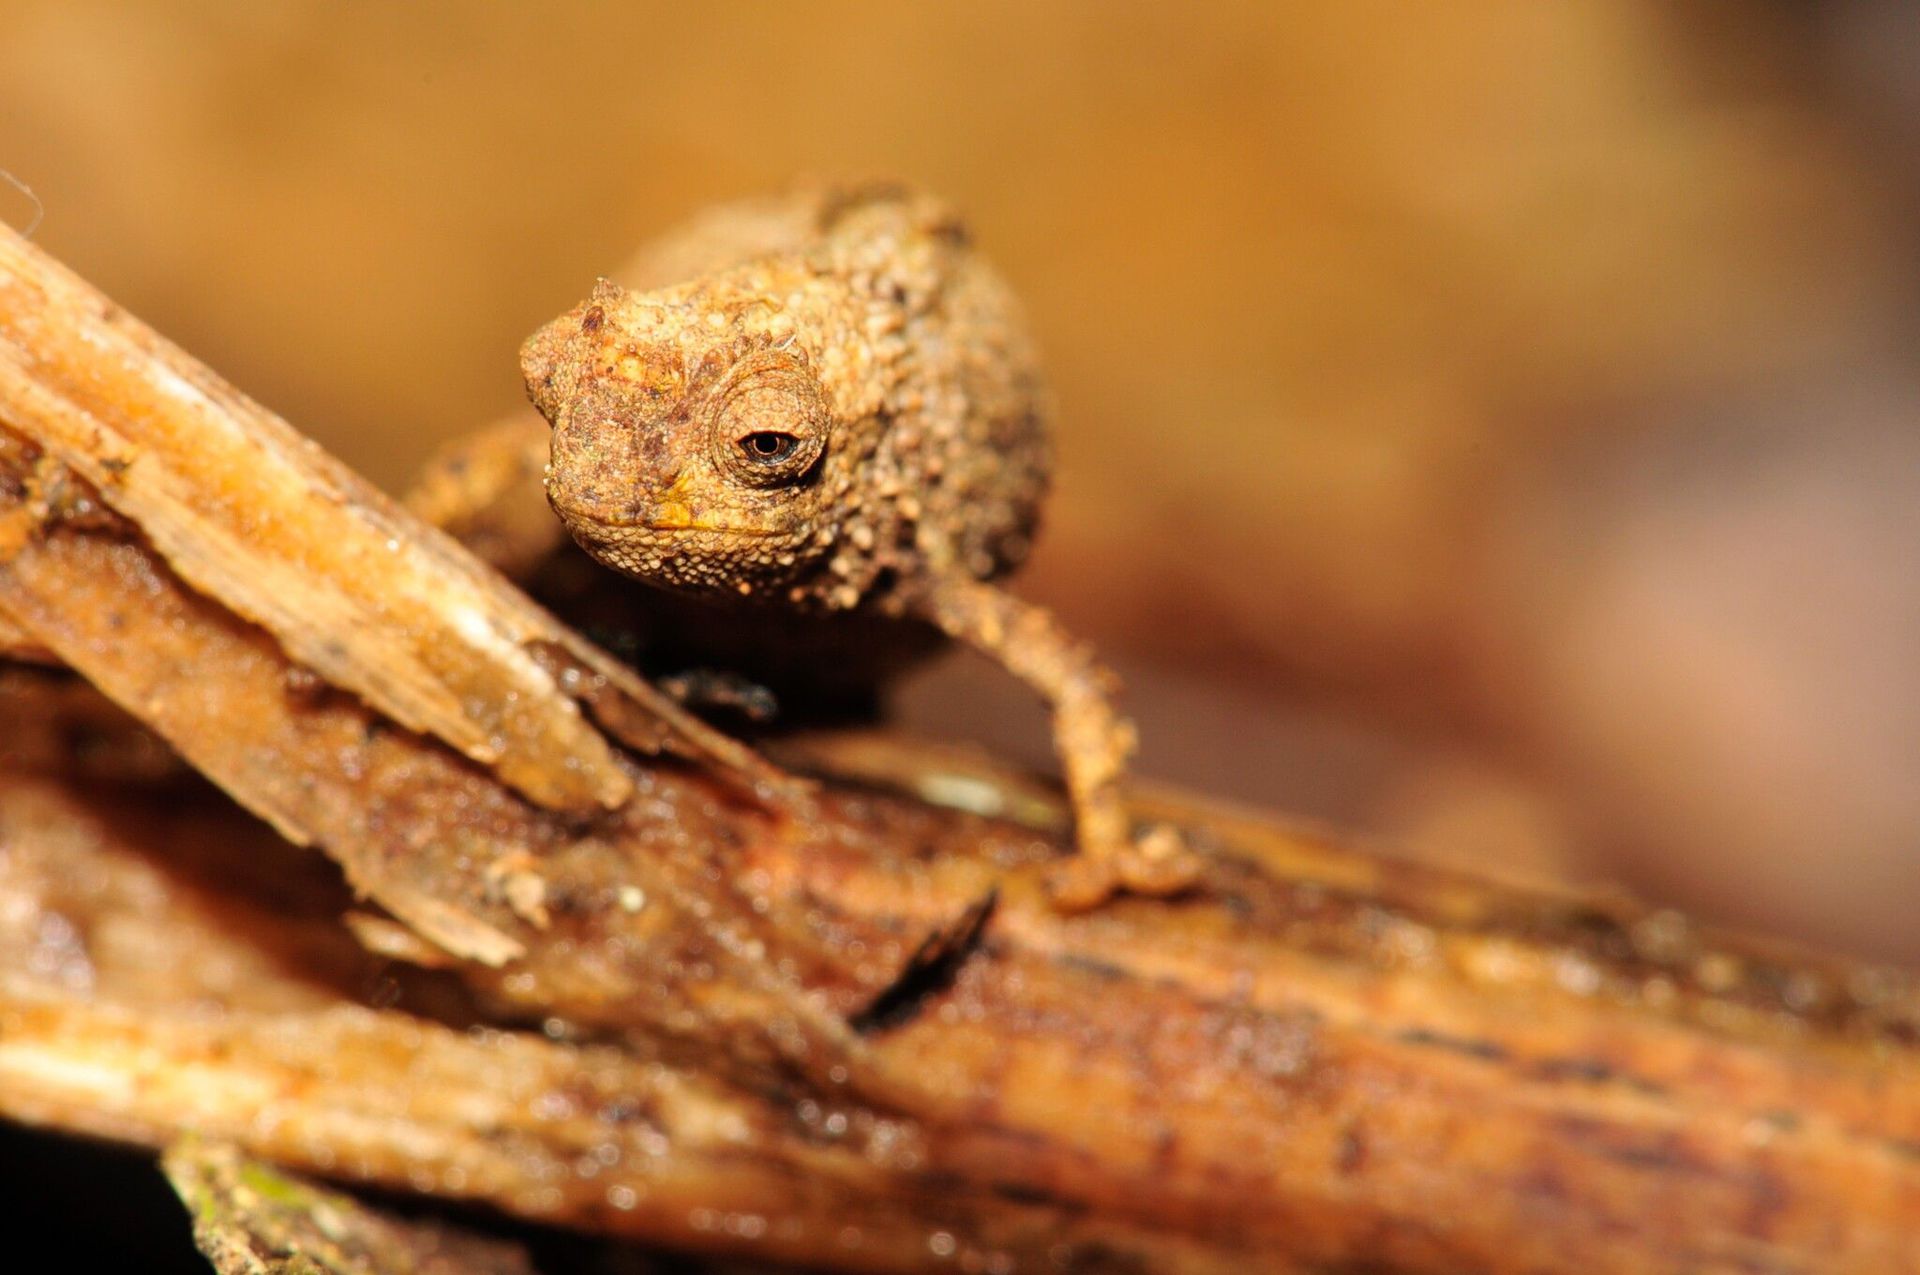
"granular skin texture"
525,183,1196,909
522,184,1047,614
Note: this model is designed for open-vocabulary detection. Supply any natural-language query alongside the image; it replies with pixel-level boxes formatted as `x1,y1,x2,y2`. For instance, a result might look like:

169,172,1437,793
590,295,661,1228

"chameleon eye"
739,431,800,465
713,369,826,486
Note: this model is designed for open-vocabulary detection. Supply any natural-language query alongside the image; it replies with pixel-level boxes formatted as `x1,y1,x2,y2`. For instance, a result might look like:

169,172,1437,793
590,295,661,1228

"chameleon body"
522,184,1195,908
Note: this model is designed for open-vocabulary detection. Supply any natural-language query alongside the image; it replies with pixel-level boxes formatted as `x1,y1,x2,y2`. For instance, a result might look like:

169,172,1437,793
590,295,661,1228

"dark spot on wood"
280,663,331,707
1526,1055,1668,1099
1049,1240,1152,1275
1055,952,1127,983
1530,1056,1619,1085
1152,1127,1179,1176
1517,1160,1571,1208
1394,1026,1510,1064
1336,1122,1368,1175
1589,1134,1688,1174
989,1179,1085,1212
587,1092,663,1133
1741,1160,1791,1239
848,887,995,1035
1552,1116,1722,1181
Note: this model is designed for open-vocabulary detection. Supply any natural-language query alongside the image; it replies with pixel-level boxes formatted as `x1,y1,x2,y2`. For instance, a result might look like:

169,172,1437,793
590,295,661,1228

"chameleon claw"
1045,823,1202,913
1044,855,1120,914
1118,822,1204,896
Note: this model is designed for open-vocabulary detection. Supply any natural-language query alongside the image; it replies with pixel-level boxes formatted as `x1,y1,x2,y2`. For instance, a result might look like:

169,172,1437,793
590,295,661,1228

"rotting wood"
1,223,1918,1274
164,1140,542,1275
0,770,1233,1273
0,223,786,815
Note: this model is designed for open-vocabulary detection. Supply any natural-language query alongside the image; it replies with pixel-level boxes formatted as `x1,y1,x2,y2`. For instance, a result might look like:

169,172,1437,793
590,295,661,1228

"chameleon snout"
545,412,688,529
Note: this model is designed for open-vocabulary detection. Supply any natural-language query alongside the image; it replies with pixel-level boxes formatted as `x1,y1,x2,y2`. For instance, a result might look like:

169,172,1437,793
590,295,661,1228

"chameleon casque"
518,183,1196,909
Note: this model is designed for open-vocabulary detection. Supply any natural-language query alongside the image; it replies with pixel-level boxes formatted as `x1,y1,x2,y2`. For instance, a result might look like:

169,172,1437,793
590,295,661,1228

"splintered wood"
2,221,1918,1274
0,222,782,815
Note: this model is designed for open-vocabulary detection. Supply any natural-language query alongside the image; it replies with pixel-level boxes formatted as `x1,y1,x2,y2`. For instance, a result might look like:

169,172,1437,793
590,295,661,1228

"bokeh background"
3,0,1917,961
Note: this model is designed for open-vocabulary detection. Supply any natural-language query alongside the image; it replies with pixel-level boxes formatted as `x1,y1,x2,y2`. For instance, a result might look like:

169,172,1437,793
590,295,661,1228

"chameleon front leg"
922,574,1200,910
404,413,569,580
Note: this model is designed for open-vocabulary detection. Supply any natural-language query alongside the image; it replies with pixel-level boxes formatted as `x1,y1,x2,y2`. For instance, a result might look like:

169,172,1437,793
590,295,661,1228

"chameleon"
517,183,1198,910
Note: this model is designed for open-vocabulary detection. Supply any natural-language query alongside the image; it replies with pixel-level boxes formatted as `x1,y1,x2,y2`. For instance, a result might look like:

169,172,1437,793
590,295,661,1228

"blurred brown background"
3,0,1916,959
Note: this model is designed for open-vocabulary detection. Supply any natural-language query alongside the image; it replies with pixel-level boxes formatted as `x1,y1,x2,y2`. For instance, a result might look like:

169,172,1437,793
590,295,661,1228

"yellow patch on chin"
648,472,697,528
649,501,694,529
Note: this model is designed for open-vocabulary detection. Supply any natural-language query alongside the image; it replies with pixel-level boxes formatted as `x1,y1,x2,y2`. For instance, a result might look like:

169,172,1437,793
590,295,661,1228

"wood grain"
1,216,1917,1274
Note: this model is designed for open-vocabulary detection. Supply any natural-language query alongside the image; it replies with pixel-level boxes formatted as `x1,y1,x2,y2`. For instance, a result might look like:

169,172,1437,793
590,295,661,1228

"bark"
0,221,783,815
163,1140,542,1275
1,222,1918,1274
0,601,53,663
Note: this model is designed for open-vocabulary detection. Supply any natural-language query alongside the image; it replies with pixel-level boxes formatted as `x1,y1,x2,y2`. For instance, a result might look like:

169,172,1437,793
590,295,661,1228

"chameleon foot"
656,668,781,723
1045,823,1202,913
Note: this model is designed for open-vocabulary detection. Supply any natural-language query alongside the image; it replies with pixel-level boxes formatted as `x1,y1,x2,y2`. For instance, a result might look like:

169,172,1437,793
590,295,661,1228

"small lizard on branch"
522,183,1198,909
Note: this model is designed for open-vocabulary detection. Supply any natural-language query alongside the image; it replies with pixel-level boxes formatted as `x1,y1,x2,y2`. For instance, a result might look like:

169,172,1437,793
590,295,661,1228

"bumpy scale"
522,183,1198,910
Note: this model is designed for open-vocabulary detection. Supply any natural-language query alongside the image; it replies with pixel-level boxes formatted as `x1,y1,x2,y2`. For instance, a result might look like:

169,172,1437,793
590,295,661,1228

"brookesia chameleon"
521,183,1197,909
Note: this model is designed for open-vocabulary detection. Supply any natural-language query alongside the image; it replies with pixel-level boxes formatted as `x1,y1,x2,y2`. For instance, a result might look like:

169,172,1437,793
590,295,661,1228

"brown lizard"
519,183,1198,910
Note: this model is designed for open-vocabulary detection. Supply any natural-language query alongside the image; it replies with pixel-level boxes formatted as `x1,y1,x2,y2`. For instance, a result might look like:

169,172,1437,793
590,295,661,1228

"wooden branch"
2,223,1919,1273
163,1141,541,1275
0,769,1211,1272
0,222,783,815
0,600,54,663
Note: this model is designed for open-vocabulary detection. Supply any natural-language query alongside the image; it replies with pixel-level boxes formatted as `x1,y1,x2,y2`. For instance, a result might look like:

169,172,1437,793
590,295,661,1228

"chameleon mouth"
564,516,787,543
619,519,783,538
548,498,783,538
559,516,804,596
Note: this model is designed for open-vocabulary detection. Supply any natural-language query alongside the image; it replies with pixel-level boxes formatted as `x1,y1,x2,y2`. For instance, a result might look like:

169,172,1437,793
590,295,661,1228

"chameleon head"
520,279,838,599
